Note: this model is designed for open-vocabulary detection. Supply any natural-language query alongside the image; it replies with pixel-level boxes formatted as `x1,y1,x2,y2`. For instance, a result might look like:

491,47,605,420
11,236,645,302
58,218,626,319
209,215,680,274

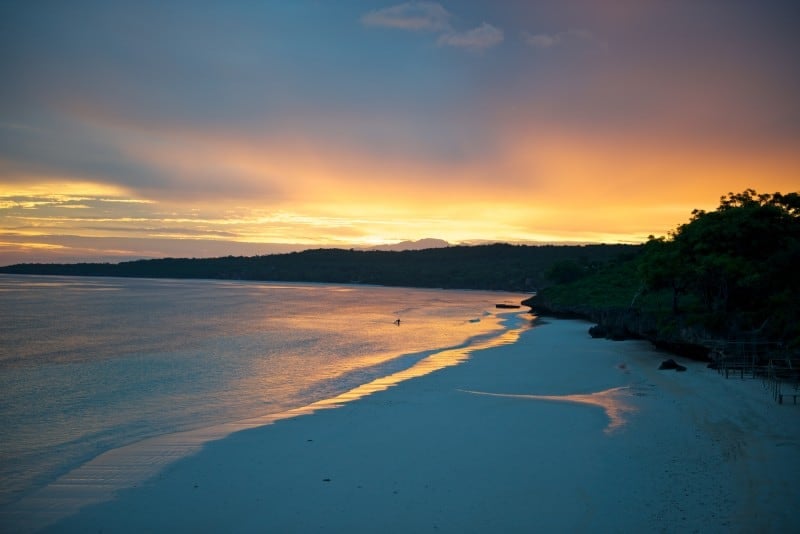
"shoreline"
523,295,715,361
8,317,800,532
0,277,528,521
1,311,530,533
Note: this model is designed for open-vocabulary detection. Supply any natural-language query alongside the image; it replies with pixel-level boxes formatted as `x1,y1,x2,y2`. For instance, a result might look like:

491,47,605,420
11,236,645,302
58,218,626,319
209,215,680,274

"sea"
0,274,529,511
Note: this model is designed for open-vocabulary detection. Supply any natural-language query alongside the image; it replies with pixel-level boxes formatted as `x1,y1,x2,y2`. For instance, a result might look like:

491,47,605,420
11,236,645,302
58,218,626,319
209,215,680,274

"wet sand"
14,318,800,532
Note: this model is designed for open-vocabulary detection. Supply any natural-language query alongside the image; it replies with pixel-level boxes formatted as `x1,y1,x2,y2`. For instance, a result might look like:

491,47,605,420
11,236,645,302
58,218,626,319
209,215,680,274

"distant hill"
0,243,639,292
367,238,449,251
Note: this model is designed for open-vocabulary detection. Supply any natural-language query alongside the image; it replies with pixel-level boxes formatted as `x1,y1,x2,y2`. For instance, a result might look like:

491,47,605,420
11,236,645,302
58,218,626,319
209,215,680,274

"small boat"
495,303,521,309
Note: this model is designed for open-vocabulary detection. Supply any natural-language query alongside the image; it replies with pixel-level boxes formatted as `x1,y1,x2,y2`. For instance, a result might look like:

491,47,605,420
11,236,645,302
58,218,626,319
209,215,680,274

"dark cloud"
0,117,286,201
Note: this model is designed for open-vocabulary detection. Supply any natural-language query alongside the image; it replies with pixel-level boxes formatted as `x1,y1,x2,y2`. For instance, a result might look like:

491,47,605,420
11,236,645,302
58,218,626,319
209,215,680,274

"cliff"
522,293,714,361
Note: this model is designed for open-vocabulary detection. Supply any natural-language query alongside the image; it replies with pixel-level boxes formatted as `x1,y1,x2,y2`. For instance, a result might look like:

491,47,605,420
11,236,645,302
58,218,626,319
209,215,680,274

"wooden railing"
706,340,800,404
707,340,783,379
765,357,800,405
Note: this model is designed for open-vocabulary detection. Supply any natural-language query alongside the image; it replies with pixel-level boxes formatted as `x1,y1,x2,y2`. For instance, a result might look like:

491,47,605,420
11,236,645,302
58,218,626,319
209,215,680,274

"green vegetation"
538,258,647,309
0,243,633,293
532,190,800,348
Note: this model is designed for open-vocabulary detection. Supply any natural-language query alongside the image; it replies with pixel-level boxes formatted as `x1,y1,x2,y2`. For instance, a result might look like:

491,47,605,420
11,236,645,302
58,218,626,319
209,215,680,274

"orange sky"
1,1,798,264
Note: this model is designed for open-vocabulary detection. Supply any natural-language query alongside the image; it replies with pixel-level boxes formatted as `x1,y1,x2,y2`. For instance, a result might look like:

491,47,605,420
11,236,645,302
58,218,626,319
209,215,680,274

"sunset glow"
1,1,798,263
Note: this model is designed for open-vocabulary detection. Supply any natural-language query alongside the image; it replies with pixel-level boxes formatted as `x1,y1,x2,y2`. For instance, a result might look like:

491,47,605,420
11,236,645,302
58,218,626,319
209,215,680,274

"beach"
17,318,800,532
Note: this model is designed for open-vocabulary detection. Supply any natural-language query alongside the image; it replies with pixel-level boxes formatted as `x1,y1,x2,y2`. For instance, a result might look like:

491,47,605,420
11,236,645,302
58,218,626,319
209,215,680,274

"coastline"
0,277,528,521
523,294,715,360
12,318,800,532
1,311,530,533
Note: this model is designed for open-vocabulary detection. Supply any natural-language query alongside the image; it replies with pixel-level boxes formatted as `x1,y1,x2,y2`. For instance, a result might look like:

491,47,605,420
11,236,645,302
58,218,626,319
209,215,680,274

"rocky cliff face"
522,294,712,361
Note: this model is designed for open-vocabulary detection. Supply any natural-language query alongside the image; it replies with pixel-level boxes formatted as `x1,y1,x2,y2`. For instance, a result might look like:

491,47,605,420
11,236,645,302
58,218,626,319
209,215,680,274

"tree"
545,259,586,284
640,189,800,337
639,235,688,313
677,190,799,312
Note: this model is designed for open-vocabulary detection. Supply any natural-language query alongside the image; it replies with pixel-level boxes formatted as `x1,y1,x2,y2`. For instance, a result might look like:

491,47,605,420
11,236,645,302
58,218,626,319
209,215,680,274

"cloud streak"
362,3,503,52
360,2,451,31
522,28,607,53
438,23,504,52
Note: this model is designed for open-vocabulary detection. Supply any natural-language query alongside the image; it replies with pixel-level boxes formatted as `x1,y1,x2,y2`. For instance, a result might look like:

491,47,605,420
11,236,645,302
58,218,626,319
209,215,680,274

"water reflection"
307,315,528,409
462,386,636,434
3,311,530,532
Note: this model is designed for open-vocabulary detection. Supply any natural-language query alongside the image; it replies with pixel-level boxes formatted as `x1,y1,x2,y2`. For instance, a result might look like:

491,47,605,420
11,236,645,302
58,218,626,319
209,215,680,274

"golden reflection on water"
305,314,528,410
461,386,636,434
5,312,529,533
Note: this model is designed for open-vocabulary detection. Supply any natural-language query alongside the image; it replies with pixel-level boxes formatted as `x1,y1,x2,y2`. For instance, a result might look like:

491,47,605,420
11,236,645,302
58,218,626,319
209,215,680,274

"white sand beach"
16,318,800,532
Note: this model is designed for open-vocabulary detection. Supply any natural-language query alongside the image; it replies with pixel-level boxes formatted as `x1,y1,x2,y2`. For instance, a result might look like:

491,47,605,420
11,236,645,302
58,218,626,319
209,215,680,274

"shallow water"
0,275,527,508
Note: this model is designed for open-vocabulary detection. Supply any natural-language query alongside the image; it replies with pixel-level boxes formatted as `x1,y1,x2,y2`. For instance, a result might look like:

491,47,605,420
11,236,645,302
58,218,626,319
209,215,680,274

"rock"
588,323,629,341
659,358,678,369
589,325,607,338
658,359,687,372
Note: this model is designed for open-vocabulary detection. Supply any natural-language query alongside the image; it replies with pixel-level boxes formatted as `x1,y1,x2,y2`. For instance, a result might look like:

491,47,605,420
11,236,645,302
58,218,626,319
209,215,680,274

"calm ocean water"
0,274,527,509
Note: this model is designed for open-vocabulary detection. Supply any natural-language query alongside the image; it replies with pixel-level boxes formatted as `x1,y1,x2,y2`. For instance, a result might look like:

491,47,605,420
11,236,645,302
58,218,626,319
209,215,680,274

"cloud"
360,2,451,32
523,33,557,49
438,23,504,52
522,29,607,53
361,3,504,53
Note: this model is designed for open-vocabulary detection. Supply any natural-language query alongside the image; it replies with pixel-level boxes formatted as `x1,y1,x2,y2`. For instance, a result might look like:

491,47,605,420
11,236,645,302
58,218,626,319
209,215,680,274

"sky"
1,1,799,264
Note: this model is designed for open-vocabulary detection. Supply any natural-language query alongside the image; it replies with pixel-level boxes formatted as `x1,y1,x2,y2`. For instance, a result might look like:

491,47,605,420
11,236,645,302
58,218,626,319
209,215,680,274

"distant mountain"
367,238,449,251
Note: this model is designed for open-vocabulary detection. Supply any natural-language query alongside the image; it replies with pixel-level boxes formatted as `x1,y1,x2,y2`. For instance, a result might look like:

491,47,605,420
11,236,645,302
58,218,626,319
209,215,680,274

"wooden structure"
707,339,800,404
707,340,782,379
765,356,800,404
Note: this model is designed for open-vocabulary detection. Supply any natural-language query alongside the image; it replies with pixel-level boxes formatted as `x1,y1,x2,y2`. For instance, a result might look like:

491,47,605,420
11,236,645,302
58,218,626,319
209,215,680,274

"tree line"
639,190,800,341
534,190,800,345
0,243,635,292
